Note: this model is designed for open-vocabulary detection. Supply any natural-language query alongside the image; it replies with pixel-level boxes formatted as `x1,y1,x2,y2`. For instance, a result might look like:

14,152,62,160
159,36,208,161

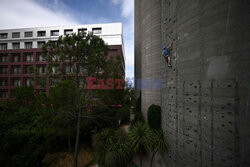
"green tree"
131,95,144,127
147,104,161,129
117,105,130,125
12,85,35,107
128,122,154,167
49,80,80,152
93,128,132,167
97,55,126,106
0,86,53,167
42,31,109,167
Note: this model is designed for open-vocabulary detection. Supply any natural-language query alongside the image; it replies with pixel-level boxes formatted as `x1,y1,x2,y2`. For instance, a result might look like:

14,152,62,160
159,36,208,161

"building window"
0,33,8,39
95,67,103,74
13,66,21,74
65,65,73,74
0,91,8,99
78,28,87,35
51,41,57,45
0,66,8,74
79,77,86,87
37,41,45,48
0,54,8,62
51,30,59,36
110,49,118,52
92,28,102,34
25,78,33,86
52,55,59,61
12,32,20,38
25,53,33,62
79,66,87,74
36,77,45,87
37,65,46,74
12,78,21,86
25,31,33,37
12,42,20,49
13,54,20,62
38,53,46,61
0,43,7,50
65,54,71,60
64,29,73,35
51,65,60,74
36,89,46,95
25,42,33,49
24,65,32,74
0,78,8,86
37,31,46,37
50,78,59,87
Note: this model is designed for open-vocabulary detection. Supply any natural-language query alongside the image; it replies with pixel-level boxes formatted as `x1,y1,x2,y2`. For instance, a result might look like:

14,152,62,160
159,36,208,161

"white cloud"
111,0,134,20
121,0,134,18
0,0,78,29
111,0,120,5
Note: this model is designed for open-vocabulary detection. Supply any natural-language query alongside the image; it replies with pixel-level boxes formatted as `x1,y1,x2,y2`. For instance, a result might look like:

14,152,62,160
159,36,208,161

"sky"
0,0,134,78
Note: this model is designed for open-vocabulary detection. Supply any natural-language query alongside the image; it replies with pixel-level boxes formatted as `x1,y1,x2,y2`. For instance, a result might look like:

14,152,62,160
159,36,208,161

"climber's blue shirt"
163,48,170,57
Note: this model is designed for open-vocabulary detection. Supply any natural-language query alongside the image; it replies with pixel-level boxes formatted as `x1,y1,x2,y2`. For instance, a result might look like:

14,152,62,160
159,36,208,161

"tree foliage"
93,129,132,167
91,122,169,167
131,95,144,127
0,31,134,167
117,105,130,125
0,87,54,167
128,122,154,167
42,31,109,81
41,31,111,167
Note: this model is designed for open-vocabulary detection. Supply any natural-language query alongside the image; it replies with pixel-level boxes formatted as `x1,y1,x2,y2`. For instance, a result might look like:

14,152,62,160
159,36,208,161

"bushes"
118,106,130,125
132,97,161,129
93,129,132,167
129,122,154,167
93,122,168,167
147,104,161,129
131,95,144,127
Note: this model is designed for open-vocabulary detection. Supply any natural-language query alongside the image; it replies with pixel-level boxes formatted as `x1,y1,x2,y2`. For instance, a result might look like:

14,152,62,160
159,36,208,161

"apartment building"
0,23,124,99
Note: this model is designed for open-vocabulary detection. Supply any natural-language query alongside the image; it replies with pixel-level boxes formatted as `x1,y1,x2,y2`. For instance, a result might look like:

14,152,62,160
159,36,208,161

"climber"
162,43,173,67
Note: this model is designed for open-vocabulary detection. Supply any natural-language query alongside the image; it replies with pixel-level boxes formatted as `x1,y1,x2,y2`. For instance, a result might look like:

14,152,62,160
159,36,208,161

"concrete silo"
134,0,162,117
134,0,250,166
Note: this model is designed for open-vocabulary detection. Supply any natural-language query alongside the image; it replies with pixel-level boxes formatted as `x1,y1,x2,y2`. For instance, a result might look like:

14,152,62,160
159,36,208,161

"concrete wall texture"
134,0,162,117
134,0,250,167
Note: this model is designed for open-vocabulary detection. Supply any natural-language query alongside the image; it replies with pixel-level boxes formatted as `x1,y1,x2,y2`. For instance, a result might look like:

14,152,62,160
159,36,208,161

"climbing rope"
221,0,232,56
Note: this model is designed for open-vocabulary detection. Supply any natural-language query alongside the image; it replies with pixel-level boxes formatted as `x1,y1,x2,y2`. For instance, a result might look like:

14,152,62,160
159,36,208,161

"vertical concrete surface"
161,0,250,167
134,0,142,98
134,0,162,117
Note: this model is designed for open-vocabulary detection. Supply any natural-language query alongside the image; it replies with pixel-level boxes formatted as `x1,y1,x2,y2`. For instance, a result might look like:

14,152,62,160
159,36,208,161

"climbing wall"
134,0,162,117
160,0,250,167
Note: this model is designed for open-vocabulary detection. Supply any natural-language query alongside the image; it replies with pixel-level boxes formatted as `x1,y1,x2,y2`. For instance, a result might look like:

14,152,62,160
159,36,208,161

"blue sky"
0,0,134,78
